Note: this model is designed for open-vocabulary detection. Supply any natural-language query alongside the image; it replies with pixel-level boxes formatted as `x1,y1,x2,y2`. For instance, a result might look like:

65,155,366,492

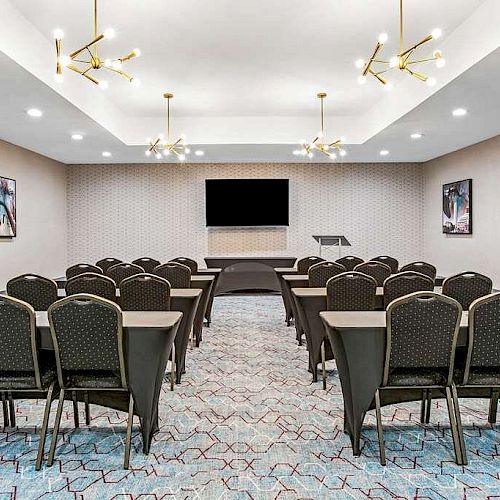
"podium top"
312,235,351,246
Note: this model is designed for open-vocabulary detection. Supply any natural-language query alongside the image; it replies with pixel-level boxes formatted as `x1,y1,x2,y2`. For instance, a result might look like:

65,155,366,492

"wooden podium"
312,235,351,259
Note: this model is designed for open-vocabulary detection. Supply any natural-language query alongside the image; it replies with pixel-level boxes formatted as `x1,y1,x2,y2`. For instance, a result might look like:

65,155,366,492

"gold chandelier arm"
105,67,134,82
407,57,438,65
372,59,390,64
404,67,427,81
368,68,388,85
363,42,384,76
55,39,62,75
69,34,105,59
120,50,140,63
67,64,99,84
399,34,433,58
312,136,319,144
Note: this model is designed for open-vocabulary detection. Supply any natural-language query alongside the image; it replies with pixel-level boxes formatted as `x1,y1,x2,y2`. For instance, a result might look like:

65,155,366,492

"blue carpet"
1,295,500,498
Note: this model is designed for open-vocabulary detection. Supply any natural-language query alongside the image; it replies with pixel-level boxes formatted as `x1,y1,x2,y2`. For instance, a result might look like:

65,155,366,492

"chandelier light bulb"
384,82,394,91
355,59,365,69
103,28,116,39
329,153,337,160
145,150,151,156
111,60,122,70
339,150,347,157
60,55,72,67
54,73,64,83
53,28,65,40
130,77,141,87
436,57,446,68
410,133,423,139
340,136,346,143
163,150,171,156
184,148,191,154
389,56,399,68
180,133,187,140
307,152,314,159
378,32,388,44
155,152,162,160
98,80,109,89
179,154,186,161
103,59,112,67
132,48,141,57
195,150,204,156
431,28,442,40
357,75,367,85
426,77,436,87
293,150,300,156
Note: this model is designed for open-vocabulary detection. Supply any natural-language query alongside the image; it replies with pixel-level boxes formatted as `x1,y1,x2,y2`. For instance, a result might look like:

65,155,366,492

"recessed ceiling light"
410,133,423,139
452,108,467,117
26,108,43,118
195,150,204,156
380,150,389,156
102,151,112,157
71,134,83,141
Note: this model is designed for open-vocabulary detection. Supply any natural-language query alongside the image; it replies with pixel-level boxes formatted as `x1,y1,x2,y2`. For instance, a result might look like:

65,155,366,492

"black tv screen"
205,179,289,227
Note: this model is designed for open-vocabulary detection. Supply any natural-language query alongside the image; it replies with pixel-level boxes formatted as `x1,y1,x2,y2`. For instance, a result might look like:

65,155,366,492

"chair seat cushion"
64,371,123,389
387,368,448,387
466,368,500,386
0,364,57,390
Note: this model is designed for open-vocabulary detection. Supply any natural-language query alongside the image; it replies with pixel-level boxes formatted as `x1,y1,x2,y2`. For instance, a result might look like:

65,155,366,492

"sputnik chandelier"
293,93,346,160
356,0,445,88
54,0,141,89
146,93,199,162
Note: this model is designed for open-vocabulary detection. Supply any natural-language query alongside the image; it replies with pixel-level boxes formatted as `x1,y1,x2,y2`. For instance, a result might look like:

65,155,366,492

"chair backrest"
6,274,58,311
96,258,123,273
335,256,364,271
326,271,377,311
131,257,161,274
371,256,399,273
297,256,325,274
153,262,191,288
0,296,43,390
308,261,346,287
106,263,145,285
48,294,127,390
399,261,437,280
65,273,117,302
384,292,462,386
66,263,103,279
353,261,392,286
120,274,171,311
383,271,435,310
170,257,198,274
465,293,500,384
442,272,493,310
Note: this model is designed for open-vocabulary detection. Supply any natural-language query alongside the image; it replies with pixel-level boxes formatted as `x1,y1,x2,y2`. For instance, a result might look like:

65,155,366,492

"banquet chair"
443,271,493,310
354,261,392,286
371,256,399,274
335,255,364,271
453,293,500,464
297,256,325,274
7,274,58,311
47,294,136,469
131,257,161,274
0,295,58,470
400,261,437,280
383,271,434,309
96,258,123,273
106,263,145,285
66,264,103,279
153,262,191,288
308,261,346,287
170,257,198,274
65,273,116,302
375,292,464,465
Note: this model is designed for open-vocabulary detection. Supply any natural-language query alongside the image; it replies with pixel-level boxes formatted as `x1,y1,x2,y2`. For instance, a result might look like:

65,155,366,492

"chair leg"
1,393,10,429
321,341,327,391
488,389,499,424
420,389,427,423
425,389,432,424
375,389,386,465
170,344,176,392
35,382,56,471
451,384,467,465
47,389,65,467
445,386,463,465
124,393,134,469
84,392,91,426
8,393,16,428
72,391,79,428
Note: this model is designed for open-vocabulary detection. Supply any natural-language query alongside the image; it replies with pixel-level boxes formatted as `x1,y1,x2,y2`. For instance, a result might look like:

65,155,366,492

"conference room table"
274,267,300,327
35,310,182,454
195,268,222,326
57,288,201,384
319,311,477,458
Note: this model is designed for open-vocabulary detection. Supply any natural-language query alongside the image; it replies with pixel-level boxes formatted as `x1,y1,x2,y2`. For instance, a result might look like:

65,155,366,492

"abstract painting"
0,176,16,237
442,178,472,234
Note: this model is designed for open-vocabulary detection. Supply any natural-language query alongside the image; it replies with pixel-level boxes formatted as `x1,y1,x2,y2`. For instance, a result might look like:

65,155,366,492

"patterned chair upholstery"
0,295,58,470
66,264,103,279
400,261,437,280
96,258,123,273
7,274,58,311
443,272,493,310
308,261,346,288
374,292,464,466
120,274,171,311
383,271,435,309
153,262,191,288
170,257,198,274
132,258,161,274
371,256,399,274
335,256,364,271
354,261,392,287
297,256,325,274
106,263,145,285
326,272,377,311
47,294,135,469
65,273,117,302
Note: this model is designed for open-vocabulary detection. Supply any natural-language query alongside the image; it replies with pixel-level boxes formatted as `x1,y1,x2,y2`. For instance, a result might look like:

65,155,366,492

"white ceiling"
1,0,500,163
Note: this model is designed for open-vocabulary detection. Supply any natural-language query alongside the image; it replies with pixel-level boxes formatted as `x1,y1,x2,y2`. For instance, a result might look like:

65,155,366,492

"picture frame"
442,178,472,234
0,176,17,238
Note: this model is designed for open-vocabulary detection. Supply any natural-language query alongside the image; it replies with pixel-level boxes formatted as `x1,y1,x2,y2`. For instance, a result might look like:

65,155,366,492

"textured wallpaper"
67,162,424,267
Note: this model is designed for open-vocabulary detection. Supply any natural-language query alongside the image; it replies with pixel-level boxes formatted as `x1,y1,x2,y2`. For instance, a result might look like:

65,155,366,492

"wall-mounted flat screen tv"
205,179,289,227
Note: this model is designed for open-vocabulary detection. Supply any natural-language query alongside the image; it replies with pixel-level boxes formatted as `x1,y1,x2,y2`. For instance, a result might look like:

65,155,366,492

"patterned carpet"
1,295,500,499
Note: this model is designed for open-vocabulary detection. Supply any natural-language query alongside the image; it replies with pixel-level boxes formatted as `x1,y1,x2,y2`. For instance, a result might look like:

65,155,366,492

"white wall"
67,162,424,267
424,134,500,286
0,140,67,289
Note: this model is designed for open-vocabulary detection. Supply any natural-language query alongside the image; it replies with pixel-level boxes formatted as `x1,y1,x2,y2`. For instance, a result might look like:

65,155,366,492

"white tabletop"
58,288,202,298
293,286,443,297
